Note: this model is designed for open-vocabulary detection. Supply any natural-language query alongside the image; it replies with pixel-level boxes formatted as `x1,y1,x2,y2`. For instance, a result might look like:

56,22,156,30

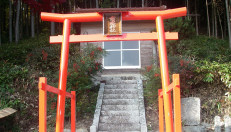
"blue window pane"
104,41,120,50
104,51,121,66
122,41,139,49
122,50,139,66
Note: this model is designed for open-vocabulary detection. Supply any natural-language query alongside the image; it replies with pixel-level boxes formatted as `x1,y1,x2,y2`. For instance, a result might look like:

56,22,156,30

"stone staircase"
90,75,147,132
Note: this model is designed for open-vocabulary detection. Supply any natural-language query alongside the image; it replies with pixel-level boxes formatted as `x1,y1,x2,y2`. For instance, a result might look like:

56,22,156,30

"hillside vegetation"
0,33,105,131
143,18,231,127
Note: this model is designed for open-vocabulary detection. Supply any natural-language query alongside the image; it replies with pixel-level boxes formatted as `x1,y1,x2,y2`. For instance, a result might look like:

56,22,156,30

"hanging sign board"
103,13,122,35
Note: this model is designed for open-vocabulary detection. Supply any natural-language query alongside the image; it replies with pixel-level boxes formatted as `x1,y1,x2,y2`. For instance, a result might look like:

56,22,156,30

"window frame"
103,33,141,69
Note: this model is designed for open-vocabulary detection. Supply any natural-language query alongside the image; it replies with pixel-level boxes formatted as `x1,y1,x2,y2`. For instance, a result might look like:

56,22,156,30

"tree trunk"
224,10,227,38
127,0,131,7
96,0,98,8
0,13,1,46
51,7,55,35
113,0,116,8
212,2,215,36
13,0,15,32
36,12,39,37
142,0,144,7
214,1,217,38
225,0,231,48
9,0,12,43
31,9,35,38
195,0,198,35
186,0,189,19
25,4,29,37
3,5,6,31
74,0,76,11
20,1,23,39
15,0,20,43
217,9,224,39
69,0,72,12
117,0,119,8
206,0,211,37
144,0,147,7
159,0,162,6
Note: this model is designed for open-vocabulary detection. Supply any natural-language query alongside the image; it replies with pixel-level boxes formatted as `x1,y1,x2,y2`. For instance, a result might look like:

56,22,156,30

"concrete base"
181,97,200,126
64,128,88,132
183,126,205,132
90,125,96,132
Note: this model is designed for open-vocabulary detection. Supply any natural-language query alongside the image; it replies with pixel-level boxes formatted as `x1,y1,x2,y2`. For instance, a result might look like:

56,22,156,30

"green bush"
25,42,106,117
143,56,196,99
0,34,49,65
26,46,60,71
195,60,231,88
143,65,161,104
66,44,105,116
0,63,28,109
169,36,231,62
169,36,231,88
168,55,195,91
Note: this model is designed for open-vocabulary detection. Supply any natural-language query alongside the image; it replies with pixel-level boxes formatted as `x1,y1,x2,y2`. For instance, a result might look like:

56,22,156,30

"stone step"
104,89,138,94
98,123,141,131
103,94,138,99
104,84,137,89
106,80,137,85
103,99,139,105
101,110,139,116
100,116,140,123
98,131,140,132
101,105,139,111
101,76,138,81
64,128,87,132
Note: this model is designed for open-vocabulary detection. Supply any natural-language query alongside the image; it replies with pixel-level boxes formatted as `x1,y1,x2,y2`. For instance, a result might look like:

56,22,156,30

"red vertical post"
173,74,182,132
71,91,76,132
158,89,164,132
56,19,71,132
39,77,47,132
156,16,174,132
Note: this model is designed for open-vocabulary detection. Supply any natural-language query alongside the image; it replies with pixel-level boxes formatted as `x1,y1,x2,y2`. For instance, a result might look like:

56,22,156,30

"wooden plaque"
103,13,122,35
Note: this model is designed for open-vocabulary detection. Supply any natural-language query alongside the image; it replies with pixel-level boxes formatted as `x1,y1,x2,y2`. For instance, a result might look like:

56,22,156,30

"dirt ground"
145,102,159,132
64,115,93,131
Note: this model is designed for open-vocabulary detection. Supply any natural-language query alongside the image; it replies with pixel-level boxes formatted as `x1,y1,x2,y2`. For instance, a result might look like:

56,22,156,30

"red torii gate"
39,7,187,132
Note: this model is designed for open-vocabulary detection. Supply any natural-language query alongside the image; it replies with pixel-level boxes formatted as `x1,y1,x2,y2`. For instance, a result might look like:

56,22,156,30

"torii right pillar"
156,16,174,132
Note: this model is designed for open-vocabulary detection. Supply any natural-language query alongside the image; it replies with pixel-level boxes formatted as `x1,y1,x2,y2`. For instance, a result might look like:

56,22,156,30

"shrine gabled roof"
74,6,167,13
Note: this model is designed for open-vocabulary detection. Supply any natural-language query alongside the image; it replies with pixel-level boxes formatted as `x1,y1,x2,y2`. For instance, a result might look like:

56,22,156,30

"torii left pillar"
56,19,71,132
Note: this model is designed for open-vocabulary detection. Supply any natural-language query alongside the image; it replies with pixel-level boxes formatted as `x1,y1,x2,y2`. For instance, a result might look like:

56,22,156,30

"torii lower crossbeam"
49,32,178,44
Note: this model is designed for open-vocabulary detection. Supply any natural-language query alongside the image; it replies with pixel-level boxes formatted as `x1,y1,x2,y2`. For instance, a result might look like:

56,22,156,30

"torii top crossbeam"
41,7,186,22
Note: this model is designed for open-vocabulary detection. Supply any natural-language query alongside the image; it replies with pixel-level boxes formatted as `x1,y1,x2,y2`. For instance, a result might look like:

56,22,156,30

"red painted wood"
55,19,71,132
49,32,178,44
156,16,174,132
41,7,186,22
